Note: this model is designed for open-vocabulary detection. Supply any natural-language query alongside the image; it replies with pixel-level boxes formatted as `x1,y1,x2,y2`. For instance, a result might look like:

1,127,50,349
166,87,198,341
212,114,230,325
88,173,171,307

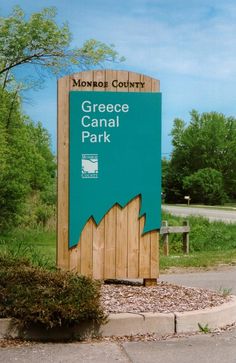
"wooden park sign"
57,70,161,283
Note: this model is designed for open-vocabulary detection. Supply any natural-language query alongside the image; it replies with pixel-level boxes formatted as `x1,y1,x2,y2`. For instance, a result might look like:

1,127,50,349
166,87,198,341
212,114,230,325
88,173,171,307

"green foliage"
166,111,236,203
0,6,123,89
162,212,236,254
198,323,210,334
218,286,232,297
160,211,236,270
0,253,106,329
0,87,56,231
183,168,227,205
0,228,56,269
0,6,124,231
161,158,170,198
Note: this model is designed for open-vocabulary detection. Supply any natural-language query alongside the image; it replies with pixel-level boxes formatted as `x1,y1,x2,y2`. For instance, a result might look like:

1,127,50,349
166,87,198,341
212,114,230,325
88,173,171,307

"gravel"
101,281,231,314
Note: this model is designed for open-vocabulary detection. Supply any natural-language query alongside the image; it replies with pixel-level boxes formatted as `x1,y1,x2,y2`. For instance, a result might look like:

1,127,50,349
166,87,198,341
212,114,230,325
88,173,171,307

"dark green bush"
0,254,106,329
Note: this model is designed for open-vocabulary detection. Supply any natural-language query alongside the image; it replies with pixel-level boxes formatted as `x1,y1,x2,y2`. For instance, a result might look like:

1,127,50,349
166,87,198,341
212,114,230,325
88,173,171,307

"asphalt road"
161,266,236,294
162,205,236,223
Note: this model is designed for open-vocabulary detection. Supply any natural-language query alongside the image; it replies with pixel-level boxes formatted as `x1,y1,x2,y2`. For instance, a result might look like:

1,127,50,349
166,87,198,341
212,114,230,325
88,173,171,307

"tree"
161,158,170,200
0,6,124,89
166,111,236,203
183,168,227,205
0,6,124,230
0,86,56,230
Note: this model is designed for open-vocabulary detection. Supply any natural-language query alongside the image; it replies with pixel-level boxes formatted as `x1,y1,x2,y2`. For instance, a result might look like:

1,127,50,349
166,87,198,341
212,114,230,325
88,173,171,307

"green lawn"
160,211,236,270
1,211,236,272
160,250,236,270
0,229,56,269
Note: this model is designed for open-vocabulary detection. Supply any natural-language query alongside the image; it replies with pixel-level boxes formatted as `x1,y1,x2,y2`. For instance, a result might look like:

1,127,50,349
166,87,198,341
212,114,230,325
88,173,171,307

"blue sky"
1,0,236,155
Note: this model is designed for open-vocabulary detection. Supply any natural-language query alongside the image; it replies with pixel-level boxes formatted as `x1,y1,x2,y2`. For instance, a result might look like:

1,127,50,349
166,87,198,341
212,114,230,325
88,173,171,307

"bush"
183,168,227,205
0,254,106,329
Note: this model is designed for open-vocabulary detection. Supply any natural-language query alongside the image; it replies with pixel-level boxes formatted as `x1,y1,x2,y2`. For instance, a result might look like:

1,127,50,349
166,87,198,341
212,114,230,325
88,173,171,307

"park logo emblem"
81,154,98,179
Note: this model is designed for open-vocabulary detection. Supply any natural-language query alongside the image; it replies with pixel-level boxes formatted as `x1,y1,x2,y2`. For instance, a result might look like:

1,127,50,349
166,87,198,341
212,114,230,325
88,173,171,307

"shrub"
183,168,227,205
0,254,106,329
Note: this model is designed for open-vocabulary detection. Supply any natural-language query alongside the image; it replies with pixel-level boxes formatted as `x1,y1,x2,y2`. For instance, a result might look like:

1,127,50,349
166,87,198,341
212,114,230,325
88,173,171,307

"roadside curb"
175,295,236,333
1,296,236,340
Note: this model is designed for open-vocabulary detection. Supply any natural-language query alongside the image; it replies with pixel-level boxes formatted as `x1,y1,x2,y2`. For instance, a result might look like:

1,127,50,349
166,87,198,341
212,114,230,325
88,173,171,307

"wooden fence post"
182,220,189,254
162,220,169,256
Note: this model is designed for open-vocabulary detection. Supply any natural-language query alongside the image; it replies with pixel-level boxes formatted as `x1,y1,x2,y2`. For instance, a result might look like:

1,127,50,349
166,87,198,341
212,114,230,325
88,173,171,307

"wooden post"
182,220,190,254
162,220,169,256
144,278,157,287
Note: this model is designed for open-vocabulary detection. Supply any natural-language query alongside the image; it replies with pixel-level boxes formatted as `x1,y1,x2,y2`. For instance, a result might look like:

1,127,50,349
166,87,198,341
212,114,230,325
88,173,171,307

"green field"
160,212,236,270
0,229,56,269
0,211,236,272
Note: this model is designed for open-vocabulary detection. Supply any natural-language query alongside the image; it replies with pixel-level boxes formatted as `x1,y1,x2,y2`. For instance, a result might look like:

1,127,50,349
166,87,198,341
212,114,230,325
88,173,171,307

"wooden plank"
126,73,141,279
105,69,117,92
117,71,129,92
116,205,128,278
57,76,70,270
162,221,169,256
160,226,190,234
140,74,152,92
152,78,160,92
80,218,93,277
93,219,105,279
139,216,151,277
128,71,141,93
150,231,159,278
69,70,94,91
127,196,140,277
77,244,81,274
183,221,190,254
69,246,79,272
144,279,157,286
93,70,105,91
104,206,117,278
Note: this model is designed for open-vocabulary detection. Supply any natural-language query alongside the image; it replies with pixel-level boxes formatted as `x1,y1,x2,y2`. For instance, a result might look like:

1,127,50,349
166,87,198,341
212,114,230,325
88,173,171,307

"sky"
1,0,236,156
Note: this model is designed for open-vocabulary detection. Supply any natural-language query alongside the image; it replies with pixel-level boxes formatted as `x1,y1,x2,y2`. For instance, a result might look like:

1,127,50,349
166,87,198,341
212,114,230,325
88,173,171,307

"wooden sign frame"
57,70,160,284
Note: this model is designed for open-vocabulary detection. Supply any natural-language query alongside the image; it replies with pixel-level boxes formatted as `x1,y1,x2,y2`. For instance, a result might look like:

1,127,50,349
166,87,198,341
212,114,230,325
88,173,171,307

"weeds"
218,286,232,297
198,323,210,334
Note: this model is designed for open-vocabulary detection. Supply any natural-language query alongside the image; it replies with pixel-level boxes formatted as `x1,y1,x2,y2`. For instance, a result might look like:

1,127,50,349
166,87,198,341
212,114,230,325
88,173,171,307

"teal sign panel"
69,91,161,248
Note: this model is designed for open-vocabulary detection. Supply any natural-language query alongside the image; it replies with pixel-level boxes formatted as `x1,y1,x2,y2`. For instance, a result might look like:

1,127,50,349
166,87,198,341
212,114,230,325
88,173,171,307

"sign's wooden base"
58,196,159,280
143,278,158,287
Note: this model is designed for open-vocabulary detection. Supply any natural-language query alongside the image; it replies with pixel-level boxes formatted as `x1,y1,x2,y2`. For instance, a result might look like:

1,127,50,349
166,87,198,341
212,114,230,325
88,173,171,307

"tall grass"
0,228,56,269
1,212,236,272
161,211,236,269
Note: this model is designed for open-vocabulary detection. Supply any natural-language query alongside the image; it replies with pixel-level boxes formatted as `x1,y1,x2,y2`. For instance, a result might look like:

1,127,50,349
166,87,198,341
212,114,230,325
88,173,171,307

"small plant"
218,286,232,297
198,323,210,334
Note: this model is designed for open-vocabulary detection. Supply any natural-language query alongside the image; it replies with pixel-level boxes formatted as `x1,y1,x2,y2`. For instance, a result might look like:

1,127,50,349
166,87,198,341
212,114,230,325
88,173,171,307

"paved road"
162,205,236,223
161,266,236,294
1,268,236,363
1,330,236,363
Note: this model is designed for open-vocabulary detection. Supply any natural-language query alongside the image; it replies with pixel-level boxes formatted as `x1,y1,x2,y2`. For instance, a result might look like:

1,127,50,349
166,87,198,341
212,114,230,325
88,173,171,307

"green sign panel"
69,91,162,248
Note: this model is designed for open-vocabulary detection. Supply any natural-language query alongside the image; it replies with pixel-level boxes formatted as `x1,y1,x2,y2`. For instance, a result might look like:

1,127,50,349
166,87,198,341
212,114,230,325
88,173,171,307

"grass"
160,250,236,270
160,212,236,271
0,211,236,272
0,228,56,269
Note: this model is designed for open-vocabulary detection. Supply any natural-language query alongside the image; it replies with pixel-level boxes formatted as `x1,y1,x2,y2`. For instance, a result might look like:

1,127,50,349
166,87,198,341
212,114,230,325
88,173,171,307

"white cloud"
69,1,236,81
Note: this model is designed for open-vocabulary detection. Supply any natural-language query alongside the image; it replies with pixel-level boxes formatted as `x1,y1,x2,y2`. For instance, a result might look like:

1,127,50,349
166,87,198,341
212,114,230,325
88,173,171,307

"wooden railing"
160,221,190,256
